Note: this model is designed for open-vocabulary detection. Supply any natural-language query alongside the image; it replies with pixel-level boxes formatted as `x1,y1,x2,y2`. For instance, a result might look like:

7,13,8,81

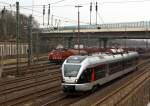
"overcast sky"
0,0,150,27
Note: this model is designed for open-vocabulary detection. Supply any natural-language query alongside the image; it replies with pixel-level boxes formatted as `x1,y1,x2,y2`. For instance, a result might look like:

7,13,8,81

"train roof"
64,51,138,65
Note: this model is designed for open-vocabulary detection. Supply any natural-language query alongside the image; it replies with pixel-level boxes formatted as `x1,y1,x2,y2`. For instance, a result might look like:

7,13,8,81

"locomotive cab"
61,55,105,92
61,56,93,92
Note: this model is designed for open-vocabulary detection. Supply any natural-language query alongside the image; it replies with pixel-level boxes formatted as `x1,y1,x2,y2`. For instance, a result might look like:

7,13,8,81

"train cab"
61,55,107,92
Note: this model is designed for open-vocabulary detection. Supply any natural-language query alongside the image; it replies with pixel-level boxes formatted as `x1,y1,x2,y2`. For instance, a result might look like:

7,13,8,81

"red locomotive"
48,47,102,63
48,49,74,63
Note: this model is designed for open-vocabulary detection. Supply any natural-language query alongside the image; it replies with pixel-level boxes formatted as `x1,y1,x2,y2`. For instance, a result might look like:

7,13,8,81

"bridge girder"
38,31,150,39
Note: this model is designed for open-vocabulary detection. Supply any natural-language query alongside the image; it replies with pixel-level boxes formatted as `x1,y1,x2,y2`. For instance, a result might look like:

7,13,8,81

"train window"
94,65,106,80
109,61,123,75
77,72,88,83
86,68,92,81
64,65,81,77
123,58,134,68
77,68,92,84
66,56,86,63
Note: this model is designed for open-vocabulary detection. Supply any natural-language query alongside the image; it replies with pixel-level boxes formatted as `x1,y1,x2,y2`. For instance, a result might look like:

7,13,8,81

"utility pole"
2,6,7,40
55,19,57,27
90,2,92,25
1,6,7,71
95,2,98,25
28,15,33,65
48,4,50,25
75,5,82,54
43,5,45,25
0,45,3,77
51,15,53,26
16,2,20,75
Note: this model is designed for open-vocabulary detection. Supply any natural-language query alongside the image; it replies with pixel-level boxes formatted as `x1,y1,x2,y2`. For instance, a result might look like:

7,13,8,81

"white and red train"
61,49,139,92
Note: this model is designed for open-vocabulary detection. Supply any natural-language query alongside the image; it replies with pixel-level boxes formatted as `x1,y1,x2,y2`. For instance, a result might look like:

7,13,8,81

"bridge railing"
97,21,150,29
40,21,150,33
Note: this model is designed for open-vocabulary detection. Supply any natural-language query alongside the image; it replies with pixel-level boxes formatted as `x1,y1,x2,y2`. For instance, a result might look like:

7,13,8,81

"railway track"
69,59,150,106
0,68,61,106
0,80,61,106
0,58,150,106
0,63,61,87
0,71,60,94
2,61,60,77
0,69,59,86
39,59,150,106
91,63,150,106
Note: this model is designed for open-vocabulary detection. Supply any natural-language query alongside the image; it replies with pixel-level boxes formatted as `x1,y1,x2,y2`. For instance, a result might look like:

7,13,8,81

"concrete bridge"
39,21,150,39
35,21,150,49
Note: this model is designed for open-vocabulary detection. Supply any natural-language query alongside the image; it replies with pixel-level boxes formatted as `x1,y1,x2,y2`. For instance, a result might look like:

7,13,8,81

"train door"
77,68,92,83
106,64,109,77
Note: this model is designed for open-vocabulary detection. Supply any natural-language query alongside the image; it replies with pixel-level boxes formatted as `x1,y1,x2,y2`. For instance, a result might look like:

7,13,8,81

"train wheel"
136,66,138,71
91,84,100,93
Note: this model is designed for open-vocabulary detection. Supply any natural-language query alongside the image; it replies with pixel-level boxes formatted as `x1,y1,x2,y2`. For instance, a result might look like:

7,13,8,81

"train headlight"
75,79,78,83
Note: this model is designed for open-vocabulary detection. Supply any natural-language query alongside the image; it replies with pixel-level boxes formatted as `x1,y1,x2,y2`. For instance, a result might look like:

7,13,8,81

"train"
61,48,139,92
48,48,102,63
48,49,74,63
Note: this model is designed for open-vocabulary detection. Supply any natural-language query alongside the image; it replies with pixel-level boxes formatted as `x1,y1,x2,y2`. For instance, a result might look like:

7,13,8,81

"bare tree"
0,9,39,42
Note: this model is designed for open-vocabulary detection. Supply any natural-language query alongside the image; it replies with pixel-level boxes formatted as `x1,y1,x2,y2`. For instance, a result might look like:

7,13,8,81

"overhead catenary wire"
0,4,81,26
50,0,69,5
1,0,150,8
92,0,111,31
1,0,150,27
20,6,90,25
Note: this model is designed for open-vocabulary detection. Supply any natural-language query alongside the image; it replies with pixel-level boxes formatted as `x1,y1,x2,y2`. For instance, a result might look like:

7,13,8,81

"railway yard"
0,1,150,106
0,55,149,106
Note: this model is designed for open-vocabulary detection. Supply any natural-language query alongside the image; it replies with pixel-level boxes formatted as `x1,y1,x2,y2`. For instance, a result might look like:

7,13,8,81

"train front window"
64,65,81,77
66,56,86,63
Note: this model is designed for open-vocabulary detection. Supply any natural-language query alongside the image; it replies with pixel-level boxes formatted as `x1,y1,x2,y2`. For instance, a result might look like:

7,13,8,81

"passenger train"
61,49,139,92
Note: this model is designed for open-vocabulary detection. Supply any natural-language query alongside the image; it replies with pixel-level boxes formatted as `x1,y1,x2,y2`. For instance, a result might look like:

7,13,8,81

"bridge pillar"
103,39,108,49
67,37,73,48
98,38,102,48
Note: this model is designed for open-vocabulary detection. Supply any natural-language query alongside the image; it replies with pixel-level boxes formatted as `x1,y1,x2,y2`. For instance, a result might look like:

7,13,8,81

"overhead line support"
16,2,20,75
75,5,82,54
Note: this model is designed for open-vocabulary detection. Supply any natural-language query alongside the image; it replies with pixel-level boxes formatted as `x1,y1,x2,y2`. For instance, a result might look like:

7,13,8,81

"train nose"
62,85,75,92
64,78,77,83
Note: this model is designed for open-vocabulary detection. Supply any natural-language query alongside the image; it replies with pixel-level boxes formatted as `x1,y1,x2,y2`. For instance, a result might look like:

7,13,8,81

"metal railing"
40,21,150,33
98,21,150,29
